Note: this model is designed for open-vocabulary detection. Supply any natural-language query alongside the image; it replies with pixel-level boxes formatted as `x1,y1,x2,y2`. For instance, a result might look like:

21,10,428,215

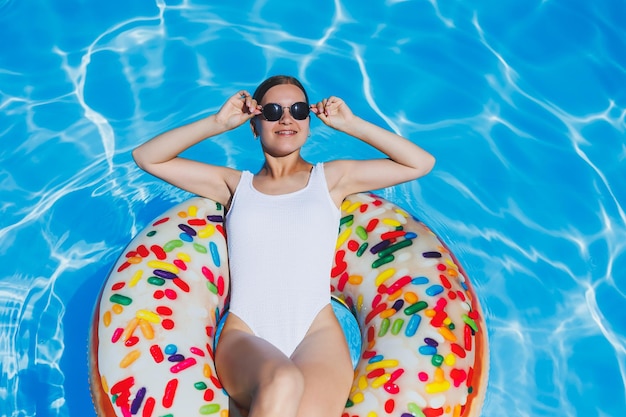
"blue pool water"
1,0,625,416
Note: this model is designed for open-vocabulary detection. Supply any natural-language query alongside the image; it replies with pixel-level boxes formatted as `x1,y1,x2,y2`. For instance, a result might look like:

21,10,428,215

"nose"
279,106,294,122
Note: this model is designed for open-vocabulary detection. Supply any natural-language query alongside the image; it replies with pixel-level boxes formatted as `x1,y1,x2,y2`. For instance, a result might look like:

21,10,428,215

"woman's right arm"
132,91,261,205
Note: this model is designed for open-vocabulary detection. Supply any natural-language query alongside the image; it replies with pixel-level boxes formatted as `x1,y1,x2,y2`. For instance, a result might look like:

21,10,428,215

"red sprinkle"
117,262,131,273
153,290,165,299
153,217,169,226
347,240,360,252
188,219,207,226
164,289,177,300
337,272,349,292
202,266,215,282
450,368,467,387
111,282,125,291
203,388,215,401
110,376,135,395
162,319,175,330
365,303,387,324
162,378,178,408
440,274,452,289
418,372,429,382
384,382,399,394
365,218,379,232
150,345,164,363
111,328,123,343
436,264,446,271
210,375,222,389
367,368,385,379
359,204,368,212
448,291,457,300
150,245,167,260
381,230,405,240
170,357,197,373
423,408,443,417
331,250,347,277
137,245,150,257
450,343,467,358
362,350,376,359
156,306,173,316
173,278,190,293
190,346,205,356
386,275,412,294
216,224,226,237
384,399,395,413
142,397,155,417
217,276,225,295
125,336,139,347
367,326,375,342
173,259,187,271
464,324,473,351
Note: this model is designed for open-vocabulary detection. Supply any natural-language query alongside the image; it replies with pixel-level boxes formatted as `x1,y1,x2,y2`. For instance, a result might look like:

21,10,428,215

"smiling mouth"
276,130,297,135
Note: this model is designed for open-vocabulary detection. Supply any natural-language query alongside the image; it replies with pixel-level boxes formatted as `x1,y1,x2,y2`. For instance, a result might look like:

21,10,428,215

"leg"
215,313,305,417
291,305,354,417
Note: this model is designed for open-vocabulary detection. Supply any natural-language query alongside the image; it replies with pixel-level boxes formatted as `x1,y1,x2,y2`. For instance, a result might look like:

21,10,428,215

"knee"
259,362,305,402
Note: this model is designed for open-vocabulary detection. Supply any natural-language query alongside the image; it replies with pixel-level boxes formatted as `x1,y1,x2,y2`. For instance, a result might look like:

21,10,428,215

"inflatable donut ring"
89,193,488,417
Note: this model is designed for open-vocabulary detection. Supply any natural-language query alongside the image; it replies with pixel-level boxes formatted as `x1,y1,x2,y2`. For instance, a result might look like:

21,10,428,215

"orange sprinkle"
120,350,141,368
404,291,418,304
112,304,123,314
103,311,111,327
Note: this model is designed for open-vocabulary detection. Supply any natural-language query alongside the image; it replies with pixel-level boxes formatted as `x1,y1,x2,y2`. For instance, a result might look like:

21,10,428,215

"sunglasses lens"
262,104,282,121
290,102,310,120
262,102,310,121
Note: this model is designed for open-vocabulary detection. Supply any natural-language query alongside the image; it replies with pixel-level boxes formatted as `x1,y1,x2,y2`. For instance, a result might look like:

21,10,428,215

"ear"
250,118,259,138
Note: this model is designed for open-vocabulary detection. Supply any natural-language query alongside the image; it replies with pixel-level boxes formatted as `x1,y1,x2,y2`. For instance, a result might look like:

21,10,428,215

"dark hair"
252,75,309,105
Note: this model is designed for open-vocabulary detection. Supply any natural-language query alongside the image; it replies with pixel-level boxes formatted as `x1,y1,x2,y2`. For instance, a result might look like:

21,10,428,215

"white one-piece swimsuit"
224,162,340,357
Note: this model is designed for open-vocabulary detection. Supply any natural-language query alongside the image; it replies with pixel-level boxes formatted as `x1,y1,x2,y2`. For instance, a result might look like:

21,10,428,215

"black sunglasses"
261,102,310,121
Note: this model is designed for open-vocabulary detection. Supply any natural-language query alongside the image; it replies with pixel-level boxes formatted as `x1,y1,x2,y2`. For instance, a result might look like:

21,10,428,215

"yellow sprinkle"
382,218,401,227
444,353,456,366
129,270,143,287
438,326,457,342
404,291,419,304
139,319,155,340
203,363,212,378
177,252,191,262
198,224,216,238
346,202,361,213
365,359,399,371
357,295,363,312
380,308,396,319
177,210,188,218
425,380,450,394
358,376,368,390
351,392,364,404
120,350,141,368
122,318,139,341
188,205,198,217
340,200,352,211
375,268,396,287
371,373,391,388
136,309,161,324
393,208,409,218
112,304,123,314
453,404,462,417
128,256,142,264
367,412,378,417
336,228,352,249
146,260,179,274
443,317,452,326
388,289,402,301
348,275,363,285
448,269,458,277
220,410,228,417
101,375,109,394
103,311,112,327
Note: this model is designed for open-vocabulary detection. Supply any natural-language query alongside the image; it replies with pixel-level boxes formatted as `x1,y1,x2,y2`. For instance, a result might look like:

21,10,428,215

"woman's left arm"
312,96,436,197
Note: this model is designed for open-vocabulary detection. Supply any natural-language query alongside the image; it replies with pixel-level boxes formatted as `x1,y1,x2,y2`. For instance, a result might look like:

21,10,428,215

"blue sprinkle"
418,345,437,355
179,232,193,242
426,284,444,296
461,282,468,290
404,232,417,239
405,314,421,337
412,276,429,285
368,354,384,363
209,241,221,267
164,344,178,355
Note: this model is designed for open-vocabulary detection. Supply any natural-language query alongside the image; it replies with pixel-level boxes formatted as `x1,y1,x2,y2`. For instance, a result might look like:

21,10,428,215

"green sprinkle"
377,239,413,258
206,281,218,294
463,314,478,332
147,277,166,286
345,399,354,408
372,254,394,268
355,225,368,240
378,318,390,337
193,243,208,254
404,301,428,315
194,381,208,390
408,402,426,417
431,354,444,367
146,230,157,237
199,404,220,415
391,318,405,335
163,239,183,252
449,323,456,330
109,294,132,306
340,214,354,226
356,242,368,257
216,202,222,210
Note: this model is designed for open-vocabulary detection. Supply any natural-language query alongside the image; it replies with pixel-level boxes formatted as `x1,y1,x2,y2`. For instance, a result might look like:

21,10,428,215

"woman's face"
253,84,310,157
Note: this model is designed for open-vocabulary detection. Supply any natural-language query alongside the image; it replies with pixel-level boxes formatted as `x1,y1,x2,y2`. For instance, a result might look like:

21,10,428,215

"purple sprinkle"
207,215,224,223
153,269,177,279
422,251,442,258
130,387,146,414
392,299,405,311
370,240,391,254
168,353,185,362
178,224,196,236
424,337,438,347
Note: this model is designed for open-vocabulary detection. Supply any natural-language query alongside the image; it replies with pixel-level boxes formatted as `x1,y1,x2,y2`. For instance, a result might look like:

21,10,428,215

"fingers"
234,90,261,116
312,96,343,117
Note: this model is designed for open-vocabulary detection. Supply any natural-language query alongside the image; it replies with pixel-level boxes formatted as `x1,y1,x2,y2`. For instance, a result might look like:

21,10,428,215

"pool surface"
1,0,625,416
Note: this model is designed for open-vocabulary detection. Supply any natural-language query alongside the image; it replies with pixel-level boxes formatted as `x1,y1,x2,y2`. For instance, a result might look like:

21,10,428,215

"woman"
132,75,435,417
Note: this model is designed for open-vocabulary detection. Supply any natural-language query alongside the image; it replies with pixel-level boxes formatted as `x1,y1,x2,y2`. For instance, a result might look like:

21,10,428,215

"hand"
214,90,262,131
311,96,356,132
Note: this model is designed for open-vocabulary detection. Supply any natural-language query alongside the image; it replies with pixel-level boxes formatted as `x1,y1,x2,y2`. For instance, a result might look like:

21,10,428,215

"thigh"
214,313,293,409
291,305,355,417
